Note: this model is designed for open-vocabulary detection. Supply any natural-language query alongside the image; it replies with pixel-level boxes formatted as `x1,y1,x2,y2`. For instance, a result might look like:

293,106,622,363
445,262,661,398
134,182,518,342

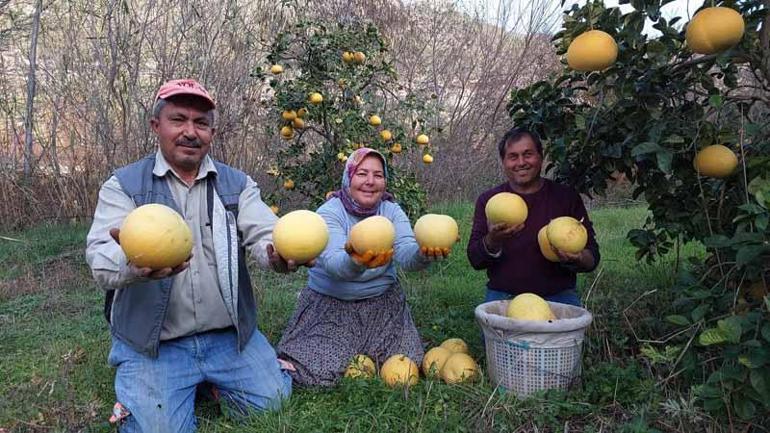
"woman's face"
349,155,386,209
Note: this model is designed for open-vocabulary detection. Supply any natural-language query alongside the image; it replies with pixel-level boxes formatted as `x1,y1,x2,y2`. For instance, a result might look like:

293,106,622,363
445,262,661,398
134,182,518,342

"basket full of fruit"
474,293,593,397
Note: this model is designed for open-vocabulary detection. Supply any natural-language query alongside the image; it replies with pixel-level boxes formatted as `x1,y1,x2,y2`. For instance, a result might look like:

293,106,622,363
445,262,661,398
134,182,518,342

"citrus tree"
257,20,436,219
508,0,769,423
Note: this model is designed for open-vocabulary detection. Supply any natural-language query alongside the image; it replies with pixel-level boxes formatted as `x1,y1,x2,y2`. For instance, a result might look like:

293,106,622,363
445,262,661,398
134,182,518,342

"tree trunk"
23,0,42,178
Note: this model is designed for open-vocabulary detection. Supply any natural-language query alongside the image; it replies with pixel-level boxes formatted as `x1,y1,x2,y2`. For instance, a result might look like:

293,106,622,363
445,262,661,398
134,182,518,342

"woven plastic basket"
474,300,593,397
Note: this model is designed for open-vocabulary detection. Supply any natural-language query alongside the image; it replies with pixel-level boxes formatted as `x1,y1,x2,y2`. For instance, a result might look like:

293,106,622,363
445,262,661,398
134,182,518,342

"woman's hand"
419,246,450,260
344,242,394,268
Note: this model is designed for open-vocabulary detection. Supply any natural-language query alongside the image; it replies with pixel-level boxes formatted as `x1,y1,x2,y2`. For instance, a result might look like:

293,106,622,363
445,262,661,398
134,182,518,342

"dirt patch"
0,251,90,301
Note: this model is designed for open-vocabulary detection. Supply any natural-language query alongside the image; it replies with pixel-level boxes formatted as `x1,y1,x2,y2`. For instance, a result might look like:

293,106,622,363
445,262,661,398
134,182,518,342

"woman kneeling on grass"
277,147,445,386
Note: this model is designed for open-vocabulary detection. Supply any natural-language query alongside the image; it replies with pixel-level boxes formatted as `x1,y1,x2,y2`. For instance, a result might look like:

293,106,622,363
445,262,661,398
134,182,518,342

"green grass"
0,203,716,432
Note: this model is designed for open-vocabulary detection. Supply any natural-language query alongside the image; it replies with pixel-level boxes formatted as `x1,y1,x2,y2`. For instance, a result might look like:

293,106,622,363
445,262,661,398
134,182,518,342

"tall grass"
0,203,713,432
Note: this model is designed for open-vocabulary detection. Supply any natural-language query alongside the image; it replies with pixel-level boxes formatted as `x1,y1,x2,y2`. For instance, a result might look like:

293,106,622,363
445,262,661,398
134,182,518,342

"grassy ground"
0,203,717,432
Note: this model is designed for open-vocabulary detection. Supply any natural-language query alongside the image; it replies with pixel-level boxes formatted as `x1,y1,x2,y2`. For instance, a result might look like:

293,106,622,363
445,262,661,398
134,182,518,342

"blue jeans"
108,328,292,433
484,288,582,307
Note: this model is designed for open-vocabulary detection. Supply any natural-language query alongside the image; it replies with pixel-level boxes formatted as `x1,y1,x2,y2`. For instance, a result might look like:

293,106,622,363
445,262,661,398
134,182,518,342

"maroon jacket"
467,179,600,296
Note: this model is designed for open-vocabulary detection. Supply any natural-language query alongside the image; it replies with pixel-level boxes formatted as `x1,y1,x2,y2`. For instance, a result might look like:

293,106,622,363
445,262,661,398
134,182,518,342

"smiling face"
150,95,215,178
349,155,386,209
501,134,543,193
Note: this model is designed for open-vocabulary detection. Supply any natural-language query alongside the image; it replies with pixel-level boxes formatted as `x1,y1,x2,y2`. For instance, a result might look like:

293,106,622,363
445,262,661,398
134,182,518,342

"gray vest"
107,155,257,358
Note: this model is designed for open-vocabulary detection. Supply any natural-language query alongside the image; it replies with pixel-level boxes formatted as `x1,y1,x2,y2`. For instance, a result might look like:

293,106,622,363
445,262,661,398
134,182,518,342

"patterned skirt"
277,284,424,387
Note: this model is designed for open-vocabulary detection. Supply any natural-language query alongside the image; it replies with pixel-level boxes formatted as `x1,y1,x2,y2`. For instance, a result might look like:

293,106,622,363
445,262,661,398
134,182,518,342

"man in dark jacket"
467,127,600,306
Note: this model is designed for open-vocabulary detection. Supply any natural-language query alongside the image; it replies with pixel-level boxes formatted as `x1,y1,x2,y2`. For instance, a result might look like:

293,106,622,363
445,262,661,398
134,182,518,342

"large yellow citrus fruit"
693,144,738,178
414,214,459,250
485,192,528,226
538,225,559,262
416,134,430,145
353,51,367,64
390,143,402,154
369,115,382,126
422,154,434,164
546,216,587,254
270,64,283,74
349,216,395,255
292,118,305,129
439,338,469,354
280,126,294,139
440,353,478,384
566,30,618,71
272,210,329,264
506,293,556,321
308,92,323,105
380,354,419,387
686,7,745,54
281,110,297,121
422,347,452,378
119,204,193,269
380,130,392,141
344,354,376,379
342,51,355,63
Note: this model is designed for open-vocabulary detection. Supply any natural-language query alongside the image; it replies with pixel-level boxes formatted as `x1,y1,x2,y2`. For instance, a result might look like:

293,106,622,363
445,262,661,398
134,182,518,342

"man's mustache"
176,138,202,148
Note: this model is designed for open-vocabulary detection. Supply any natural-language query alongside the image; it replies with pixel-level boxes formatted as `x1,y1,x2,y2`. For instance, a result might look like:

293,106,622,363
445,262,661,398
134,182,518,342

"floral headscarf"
330,147,395,217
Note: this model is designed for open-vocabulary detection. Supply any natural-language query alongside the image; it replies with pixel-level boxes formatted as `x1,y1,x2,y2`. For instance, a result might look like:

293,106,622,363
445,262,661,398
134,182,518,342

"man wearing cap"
86,79,297,431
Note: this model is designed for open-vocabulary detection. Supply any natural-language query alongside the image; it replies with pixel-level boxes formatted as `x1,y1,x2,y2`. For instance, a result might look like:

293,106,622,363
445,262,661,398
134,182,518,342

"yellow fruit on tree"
342,51,355,64
422,347,452,378
369,115,382,126
272,210,329,264
439,338,469,354
119,204,193,269
353,51,366,64
270,205,279,215
693,144,738,178
686,7,745,54
297,108,307,118
308,92,323,105
566,30,618,72
344,354,376,379
485,192,528,226
422,154,434,164
292,118,305,129
416,134,430,145
390,143,402,154
546,216,587,254
337,152,347,162
440,353,478,384
414,214,459,250
283,179,295,190
538,225,559,262
380,130,392,141
349,215,395,255
280,126,294,139
506,293,556,321
270,64,283,74
281,110,297,121
380,354,419,387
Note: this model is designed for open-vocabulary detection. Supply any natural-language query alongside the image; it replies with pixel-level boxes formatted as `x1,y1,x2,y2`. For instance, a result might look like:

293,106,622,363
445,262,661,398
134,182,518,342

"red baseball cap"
155,79,215,109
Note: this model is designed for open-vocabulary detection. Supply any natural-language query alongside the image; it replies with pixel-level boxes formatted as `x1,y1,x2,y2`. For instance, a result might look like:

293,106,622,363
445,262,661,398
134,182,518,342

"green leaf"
717,317,743,344
666,315,690,326
750,369,770,400
708,94,724,108
736,245,765,267
733,397,756,420
656,150,673,173
691,304,710,322
699,328,727,346
762,323,770,343
631,141,663,156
